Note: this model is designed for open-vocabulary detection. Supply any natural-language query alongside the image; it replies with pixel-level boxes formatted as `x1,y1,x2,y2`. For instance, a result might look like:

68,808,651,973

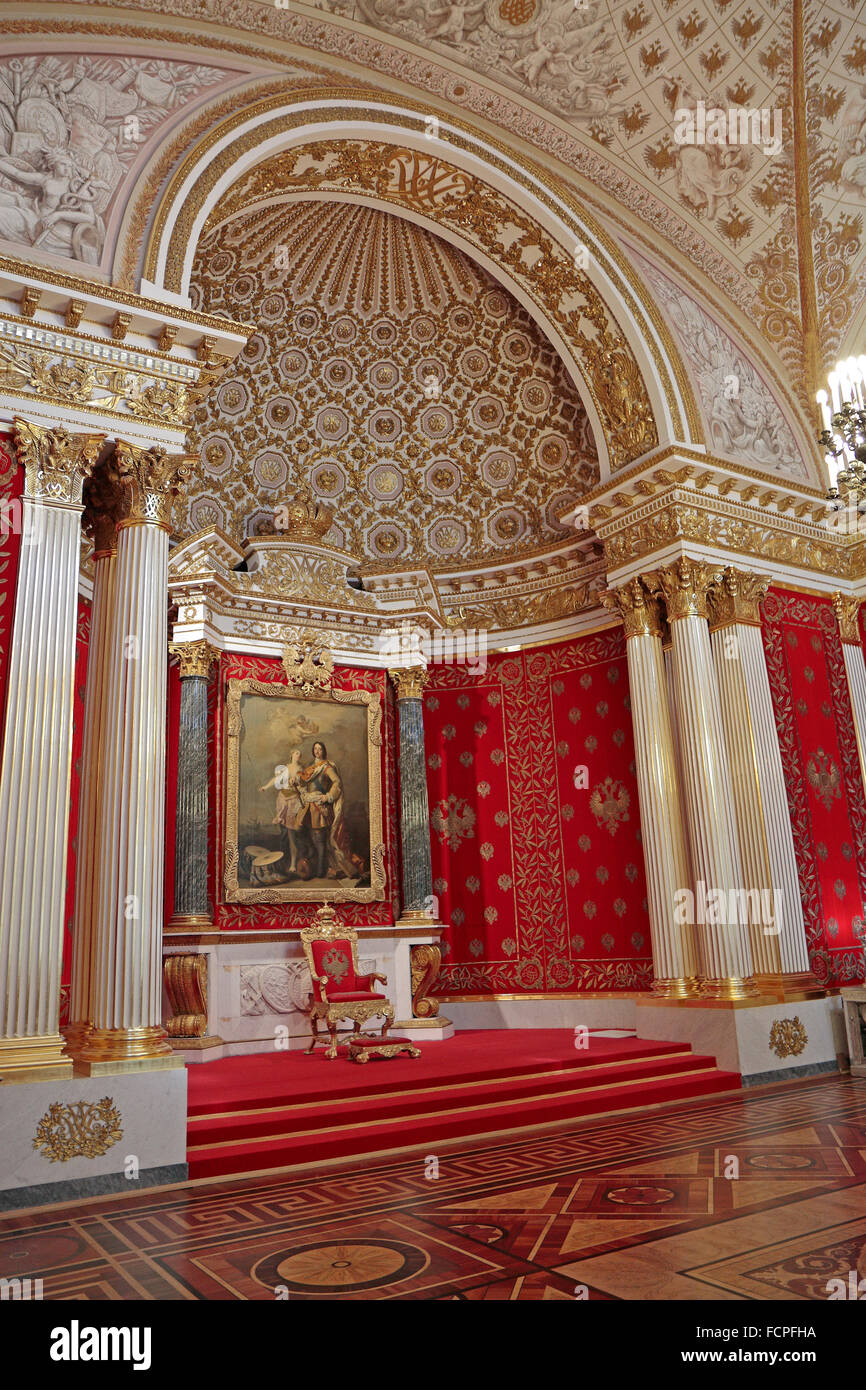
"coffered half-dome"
185,199,599,568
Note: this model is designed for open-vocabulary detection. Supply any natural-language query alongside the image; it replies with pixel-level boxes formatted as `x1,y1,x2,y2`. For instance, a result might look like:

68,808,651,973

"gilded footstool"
347,1034,420,1063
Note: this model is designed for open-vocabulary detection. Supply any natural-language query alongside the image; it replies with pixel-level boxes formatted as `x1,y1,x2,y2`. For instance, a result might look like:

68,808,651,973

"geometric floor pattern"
2,1076,865,1300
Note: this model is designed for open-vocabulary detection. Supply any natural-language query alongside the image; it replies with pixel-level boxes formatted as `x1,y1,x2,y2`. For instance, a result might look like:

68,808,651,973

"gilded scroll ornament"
410,943,442,1019
13,417,104,505
706,567,770,629
33,1098,123,1162
769,1016,808,1059
163,955,208,1038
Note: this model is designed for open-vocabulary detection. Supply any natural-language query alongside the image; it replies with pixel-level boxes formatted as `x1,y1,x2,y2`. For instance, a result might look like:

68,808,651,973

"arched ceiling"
187,199,599,566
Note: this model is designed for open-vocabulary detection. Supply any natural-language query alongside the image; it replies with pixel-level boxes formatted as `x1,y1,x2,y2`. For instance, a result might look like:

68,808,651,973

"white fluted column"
0,420,103,1079
65,475,123,1053
648,558,758,999
603,580,699,995
709,569,816,991
77,442,190,1074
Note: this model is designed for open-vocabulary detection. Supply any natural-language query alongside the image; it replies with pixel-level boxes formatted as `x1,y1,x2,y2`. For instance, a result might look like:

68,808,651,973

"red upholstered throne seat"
300,905,395,1059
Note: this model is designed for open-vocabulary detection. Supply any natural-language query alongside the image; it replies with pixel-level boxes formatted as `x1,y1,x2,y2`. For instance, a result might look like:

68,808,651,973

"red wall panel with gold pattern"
0,433,21,738
761,587,866,987
424,629,652,995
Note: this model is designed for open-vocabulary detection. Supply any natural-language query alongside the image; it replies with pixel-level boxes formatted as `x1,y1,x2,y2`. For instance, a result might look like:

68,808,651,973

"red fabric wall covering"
209,654,400,931
0,433,22,738
60,597,91,1027
762,587,866,987
424,630,652,995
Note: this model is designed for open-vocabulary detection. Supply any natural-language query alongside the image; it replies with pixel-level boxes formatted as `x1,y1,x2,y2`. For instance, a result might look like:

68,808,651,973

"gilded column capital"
389,666,430,700
832,592,863,646
83,465,124,557
114,439,192,530
707,567,769,630
645,557,722,622
169,639,220,679
601,577,663,639
13,417,104,506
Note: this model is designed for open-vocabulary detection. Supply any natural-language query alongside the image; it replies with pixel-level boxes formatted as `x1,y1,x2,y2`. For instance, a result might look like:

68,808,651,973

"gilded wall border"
223,675,386,904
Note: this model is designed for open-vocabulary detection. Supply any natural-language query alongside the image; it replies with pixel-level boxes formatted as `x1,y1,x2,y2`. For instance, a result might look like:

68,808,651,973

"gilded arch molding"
139,92,703,473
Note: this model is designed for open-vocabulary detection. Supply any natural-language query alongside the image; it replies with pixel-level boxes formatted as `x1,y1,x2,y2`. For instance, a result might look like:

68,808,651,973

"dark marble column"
168,640,219,930
389,666,434,918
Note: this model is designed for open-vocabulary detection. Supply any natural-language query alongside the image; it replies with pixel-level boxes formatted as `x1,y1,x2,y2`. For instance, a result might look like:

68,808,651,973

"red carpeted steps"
186,1031,741,1180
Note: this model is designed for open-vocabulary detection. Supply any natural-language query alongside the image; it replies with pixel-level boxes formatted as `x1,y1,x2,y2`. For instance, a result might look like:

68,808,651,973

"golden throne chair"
300,905,395,1059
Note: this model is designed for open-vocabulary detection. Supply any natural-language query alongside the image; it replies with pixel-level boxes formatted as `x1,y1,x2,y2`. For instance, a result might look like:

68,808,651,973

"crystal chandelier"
817,356,866,508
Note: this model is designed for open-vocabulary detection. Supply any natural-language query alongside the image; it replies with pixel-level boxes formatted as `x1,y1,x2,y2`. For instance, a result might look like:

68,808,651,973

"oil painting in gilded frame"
224,677,386,903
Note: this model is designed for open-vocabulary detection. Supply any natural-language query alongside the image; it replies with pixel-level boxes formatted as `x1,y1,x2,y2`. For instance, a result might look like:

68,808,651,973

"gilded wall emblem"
33,1098,123,1163
589,777,630,836
769,1017,808,1060
805,748,842,811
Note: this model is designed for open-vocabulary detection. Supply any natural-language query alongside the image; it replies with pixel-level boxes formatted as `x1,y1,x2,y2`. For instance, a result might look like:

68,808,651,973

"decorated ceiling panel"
632,248,811,477
0,51,256,273
187,200,598,565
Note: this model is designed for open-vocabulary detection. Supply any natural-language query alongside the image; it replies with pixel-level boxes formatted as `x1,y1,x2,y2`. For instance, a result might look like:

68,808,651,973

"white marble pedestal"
841,987,866,1078
0,1069,187,1211
635,994,843,1084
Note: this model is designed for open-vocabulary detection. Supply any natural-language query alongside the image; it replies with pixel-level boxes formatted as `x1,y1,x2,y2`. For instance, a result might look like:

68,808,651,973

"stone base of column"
166,913,213,933
635,994,841,1084
75,1025,184,1075
0,1034,73,1082
651,976,701,999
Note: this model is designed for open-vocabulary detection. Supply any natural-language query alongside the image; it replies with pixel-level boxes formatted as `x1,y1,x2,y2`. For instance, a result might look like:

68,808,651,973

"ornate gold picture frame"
224,676,386,904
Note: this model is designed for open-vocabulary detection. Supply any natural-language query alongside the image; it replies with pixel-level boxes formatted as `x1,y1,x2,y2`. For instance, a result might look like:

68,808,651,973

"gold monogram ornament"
33,1098,123,1162
769,1017,808,1059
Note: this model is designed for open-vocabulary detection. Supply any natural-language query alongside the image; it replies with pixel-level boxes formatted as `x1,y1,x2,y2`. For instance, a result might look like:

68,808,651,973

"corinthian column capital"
389,666,430,700
13,417,104,505
832,592,862,646
114,439,192,530
707,567,769,630
645,556,722,622
169,639,220,679
601,577,663,639
83,464,125,556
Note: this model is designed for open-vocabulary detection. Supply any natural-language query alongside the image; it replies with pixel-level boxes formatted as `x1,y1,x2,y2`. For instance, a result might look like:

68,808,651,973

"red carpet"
186,1031,741,1180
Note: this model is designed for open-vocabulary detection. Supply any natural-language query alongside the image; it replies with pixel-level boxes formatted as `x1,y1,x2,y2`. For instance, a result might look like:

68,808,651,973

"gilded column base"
61,1021,92,1055
166,913,213,933
650,976,701,999
75,1025,183,1074
754,971,826,1001
395,909,442,927
700,975,762,1001
0,1033,73,1082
